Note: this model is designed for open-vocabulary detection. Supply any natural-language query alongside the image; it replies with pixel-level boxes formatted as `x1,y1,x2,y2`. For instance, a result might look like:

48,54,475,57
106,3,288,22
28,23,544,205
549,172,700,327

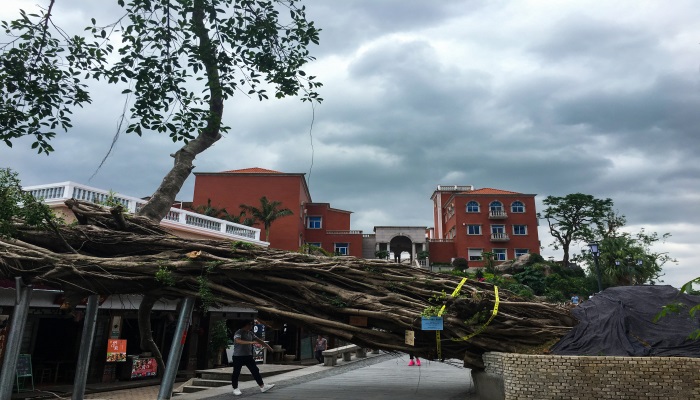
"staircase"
173,364,307,396
173,369,232,396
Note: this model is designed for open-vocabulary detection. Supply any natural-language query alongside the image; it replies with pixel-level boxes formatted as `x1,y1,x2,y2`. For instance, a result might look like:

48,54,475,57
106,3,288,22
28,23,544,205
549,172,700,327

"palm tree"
194,198,227,218
240,196,293,242
194,198,255,226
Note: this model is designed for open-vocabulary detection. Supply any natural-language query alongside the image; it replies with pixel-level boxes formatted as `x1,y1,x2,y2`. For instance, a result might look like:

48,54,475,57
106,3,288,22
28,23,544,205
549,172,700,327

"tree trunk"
137,0,224,222
1,200,577,370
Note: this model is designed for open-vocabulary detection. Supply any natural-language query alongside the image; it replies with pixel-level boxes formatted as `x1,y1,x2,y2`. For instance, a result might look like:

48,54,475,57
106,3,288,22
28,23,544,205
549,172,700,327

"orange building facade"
192,168,364,257
429,185,541,267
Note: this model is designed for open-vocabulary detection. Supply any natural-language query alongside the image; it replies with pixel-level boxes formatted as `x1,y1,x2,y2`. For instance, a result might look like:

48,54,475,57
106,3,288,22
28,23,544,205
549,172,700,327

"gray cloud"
2,0,699,288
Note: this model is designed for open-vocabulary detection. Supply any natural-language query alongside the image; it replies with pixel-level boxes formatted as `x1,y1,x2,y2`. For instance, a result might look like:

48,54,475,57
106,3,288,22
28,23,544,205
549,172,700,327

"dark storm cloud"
304,0,472,56
530,14,659,64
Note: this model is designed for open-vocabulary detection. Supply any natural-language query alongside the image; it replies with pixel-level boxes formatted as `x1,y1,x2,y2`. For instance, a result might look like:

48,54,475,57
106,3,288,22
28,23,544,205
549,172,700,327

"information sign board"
421,316,444,331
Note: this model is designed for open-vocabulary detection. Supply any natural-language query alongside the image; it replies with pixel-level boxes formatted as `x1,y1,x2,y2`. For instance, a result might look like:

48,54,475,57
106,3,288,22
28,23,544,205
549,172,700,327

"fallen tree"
0,200,577,370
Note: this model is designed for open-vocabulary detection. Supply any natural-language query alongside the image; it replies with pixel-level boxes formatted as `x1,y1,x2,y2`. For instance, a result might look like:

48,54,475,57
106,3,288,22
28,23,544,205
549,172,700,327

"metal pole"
72,295,100,400
157,297,195,400
593,253,603,293
0,278,33,400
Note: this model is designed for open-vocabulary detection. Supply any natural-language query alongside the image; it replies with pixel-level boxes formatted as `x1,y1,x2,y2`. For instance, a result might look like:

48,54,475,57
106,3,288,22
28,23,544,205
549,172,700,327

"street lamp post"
588,242,603,293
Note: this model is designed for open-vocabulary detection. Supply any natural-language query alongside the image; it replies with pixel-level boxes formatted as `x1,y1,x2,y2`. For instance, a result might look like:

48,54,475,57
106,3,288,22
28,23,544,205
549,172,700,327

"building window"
493,248,507,261
306,216,322,229
467,224,481,235
513,225,527,235
306,242,322,248
334,243,349,255
515,249,529,258
489,201,503,212
466,201,480,213
511,201,525,213
491,225,505,234
468,248,483,261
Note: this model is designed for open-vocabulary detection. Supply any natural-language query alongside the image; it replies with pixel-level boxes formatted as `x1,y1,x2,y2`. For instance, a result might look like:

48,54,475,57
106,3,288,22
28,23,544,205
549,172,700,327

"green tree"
0,0,321,374
539,193,614,269
0,168,55,238
194,198,254,226
1,0,322,223
240,196,293,242
593,212,671,286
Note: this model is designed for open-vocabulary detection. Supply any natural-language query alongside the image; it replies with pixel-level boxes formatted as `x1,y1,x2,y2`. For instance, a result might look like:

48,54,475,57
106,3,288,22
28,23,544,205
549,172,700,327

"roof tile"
221,167,282,174
466,188,522,195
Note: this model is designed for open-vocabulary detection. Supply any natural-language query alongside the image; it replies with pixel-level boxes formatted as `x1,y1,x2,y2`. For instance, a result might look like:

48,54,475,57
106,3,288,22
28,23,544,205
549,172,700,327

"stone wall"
478,352,700,400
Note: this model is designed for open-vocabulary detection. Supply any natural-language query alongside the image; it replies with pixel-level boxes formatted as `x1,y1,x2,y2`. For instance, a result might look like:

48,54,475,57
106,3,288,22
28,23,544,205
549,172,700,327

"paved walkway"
15,353,477,400
180,353,475,400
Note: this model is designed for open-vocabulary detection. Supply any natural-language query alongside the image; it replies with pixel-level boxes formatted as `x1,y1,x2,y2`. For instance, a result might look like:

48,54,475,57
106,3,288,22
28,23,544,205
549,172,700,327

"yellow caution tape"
451,286,499,342
436,278,467,360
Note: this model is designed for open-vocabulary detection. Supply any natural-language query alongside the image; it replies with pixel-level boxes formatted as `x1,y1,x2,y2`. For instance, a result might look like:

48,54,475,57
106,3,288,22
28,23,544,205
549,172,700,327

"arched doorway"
389,235,412,263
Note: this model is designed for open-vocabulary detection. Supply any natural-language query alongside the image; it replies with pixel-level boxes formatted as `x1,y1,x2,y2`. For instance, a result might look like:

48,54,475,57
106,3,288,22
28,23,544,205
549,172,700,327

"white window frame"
511,201,525,213
334,243,349,255
468,248,483,261
489,201,504,212
515,249,529,258
493,248,507,261
306,216,322,229
466,201,480,213
513,225,527,235
491,224,505,234
467,224,481,235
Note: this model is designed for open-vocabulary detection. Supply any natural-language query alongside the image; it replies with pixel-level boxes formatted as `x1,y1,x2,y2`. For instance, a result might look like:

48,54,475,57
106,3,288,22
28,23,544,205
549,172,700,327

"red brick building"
192,168,363,256
429,185,540,267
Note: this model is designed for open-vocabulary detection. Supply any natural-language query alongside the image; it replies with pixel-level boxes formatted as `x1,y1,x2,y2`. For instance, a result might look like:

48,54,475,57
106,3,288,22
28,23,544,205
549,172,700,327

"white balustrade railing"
326,230,363,235
23,181,262,243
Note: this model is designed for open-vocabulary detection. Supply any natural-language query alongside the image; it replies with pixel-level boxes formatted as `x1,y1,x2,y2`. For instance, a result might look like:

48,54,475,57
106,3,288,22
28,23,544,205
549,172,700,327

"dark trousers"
315,349,324,363
231,355,263,388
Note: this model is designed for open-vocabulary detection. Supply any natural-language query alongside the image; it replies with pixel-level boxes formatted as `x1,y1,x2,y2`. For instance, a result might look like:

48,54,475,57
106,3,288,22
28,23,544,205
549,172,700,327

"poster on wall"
106,339,127,362
130,357,158,379
253,323,266,363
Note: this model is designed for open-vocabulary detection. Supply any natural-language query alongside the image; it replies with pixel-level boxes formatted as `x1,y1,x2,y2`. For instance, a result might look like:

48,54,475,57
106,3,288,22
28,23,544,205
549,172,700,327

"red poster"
131,357,158,379
106,339,127,362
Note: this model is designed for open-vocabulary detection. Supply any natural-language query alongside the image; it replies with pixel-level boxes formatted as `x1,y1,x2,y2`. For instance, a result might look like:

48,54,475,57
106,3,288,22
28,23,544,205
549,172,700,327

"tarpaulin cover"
550,285,700,357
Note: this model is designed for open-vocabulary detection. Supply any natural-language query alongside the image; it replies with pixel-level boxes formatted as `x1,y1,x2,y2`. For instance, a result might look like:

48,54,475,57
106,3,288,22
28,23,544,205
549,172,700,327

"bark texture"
0,200,577,369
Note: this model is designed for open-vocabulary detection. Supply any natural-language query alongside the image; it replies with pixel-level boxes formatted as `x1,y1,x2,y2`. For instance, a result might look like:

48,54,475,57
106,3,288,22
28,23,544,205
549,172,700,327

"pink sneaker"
408,359,415,366
415,358,421,366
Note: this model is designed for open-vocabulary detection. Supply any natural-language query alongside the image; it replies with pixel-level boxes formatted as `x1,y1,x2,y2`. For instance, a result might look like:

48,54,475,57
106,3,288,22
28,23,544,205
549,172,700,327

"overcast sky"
2,1,699,288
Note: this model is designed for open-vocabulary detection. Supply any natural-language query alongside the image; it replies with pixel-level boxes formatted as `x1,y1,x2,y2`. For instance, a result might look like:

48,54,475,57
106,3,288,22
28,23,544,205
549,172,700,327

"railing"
326,230,363,235
490,233,510,242
428,239,454,243
23,181,262,242
436,185,474,192
489,209,508,219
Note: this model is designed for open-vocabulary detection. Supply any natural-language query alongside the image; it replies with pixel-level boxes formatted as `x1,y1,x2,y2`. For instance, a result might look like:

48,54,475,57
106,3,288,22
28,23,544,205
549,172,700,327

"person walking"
408,354,421,366
314,334,328,364
231,320,275,395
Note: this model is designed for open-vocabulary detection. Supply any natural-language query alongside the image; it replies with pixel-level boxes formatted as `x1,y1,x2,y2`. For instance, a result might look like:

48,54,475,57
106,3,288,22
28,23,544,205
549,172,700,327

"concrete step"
198,371,231,381
182,385,212,393
191,378,230,388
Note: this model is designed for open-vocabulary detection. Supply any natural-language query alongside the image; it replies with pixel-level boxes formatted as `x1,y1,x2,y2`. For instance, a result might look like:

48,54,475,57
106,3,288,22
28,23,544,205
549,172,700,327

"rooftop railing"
23,181,264,244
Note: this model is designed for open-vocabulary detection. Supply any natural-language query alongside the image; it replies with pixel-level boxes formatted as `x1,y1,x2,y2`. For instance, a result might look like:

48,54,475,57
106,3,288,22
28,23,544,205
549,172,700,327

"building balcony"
23,181,265,245
489,209,508,219
327,230,363,235
490,233,510,242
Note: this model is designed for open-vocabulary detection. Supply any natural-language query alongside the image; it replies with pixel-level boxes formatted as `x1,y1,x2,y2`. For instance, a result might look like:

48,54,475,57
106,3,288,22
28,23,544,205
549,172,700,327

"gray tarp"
550,285,700,357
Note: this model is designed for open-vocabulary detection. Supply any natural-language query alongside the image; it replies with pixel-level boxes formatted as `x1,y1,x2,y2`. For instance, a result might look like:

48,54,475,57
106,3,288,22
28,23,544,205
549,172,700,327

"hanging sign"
421,316,443,331
405,330,415,346
106,339,127,362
